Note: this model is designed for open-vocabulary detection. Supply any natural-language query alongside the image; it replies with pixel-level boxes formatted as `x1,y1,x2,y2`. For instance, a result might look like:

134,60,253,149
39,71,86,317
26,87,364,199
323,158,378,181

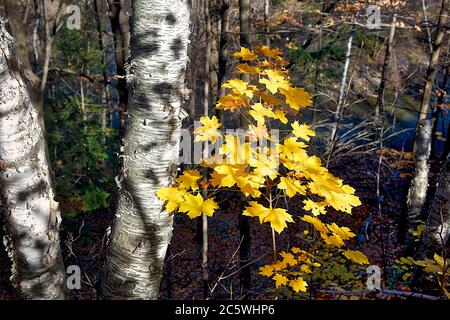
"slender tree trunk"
264,0,270,46
405,119,433,255
412,152,450,289
239,0,251,299
202,0,212,300
0,18,66,299
431,65,449,159
374,14,397,121
415,152,450,261
218,0,230,94
101,0,190,299
209,0,220,104
94,0,120,112
327,21,355,167
216,0,230,124
108,0,131,130
414,0,448,151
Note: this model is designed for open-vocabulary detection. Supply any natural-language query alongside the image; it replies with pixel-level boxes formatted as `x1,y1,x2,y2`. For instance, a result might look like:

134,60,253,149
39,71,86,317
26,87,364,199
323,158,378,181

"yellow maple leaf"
279,137,308,162
433,253,445,268
291,121,316,141
257,45,283,58
222,78,255,99
213,164,245,187
303,199,327,216
259,264,274,277
248,123,269,141
280,87,312,110
300,264,312,274
280,251,297,267
249,149,279,180
236,63,260,74
273,109,288,124
301,215,328,234
243,202,293,233
322,233,345,247
219,135,251,165
234,47,257,61
216,94,250,111
278,176,306,197
156,187,186,213
178,194,219,219
289,277,308,292
343,250,369,265
194,116,222,143
236,173,265,197
249,102,276,124
327,223,356,241
259,92,283,106
260,69,290,94
176,170,201,190
272,273,289,288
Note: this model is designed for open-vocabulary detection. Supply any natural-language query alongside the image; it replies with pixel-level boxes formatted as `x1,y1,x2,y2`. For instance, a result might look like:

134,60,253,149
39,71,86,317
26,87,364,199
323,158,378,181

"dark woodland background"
0,0,449,300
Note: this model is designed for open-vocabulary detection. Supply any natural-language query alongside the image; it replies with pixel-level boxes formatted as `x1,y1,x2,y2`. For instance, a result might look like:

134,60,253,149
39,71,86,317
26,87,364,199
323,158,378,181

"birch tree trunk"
415,152,450,260
326,21,355,167
405,119,433,255
0,18,66,299
101,0,190,299
414,0,448,151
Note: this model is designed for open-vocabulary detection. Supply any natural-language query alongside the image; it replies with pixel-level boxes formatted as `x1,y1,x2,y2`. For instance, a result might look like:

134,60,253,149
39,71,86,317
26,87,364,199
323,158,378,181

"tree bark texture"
416,152,450,260
374,14,396,121
415,0,448,148
405,119,433,254
101,0,190,299
0,18,66,299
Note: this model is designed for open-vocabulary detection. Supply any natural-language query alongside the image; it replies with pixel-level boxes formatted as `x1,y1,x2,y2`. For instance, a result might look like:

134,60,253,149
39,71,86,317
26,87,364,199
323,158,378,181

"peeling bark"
101,0,190,299
0,18,66,299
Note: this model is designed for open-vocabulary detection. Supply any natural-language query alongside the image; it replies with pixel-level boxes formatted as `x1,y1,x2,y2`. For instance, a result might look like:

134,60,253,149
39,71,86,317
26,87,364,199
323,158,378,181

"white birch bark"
0,18,66,299
416,152,450,260
101,0,190,299
405,119,433,253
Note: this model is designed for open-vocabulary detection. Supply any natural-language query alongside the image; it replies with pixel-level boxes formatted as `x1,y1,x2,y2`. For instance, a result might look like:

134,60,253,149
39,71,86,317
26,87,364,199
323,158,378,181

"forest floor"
0,147,420,300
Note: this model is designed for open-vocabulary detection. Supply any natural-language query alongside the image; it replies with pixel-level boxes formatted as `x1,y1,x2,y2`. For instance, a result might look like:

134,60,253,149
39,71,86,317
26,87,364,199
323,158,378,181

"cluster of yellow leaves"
156,46,363,294
156,170,219,219
217,46,312,118
398,254,449,276
258,247,321,293
397,253,449,297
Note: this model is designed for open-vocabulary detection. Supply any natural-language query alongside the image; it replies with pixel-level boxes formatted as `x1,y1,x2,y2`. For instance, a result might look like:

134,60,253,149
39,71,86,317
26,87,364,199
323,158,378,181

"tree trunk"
218,0,230,94
108,0,131,129
94,0,120,112
202,0,212,300
415,152,450,260
0,18,66,299
101,0,190,299
326,21,356,167
414,0,448,151
405,119,433,255
264,0,270,46
431,65,449,159
374,14,396,121
238,0,251,299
